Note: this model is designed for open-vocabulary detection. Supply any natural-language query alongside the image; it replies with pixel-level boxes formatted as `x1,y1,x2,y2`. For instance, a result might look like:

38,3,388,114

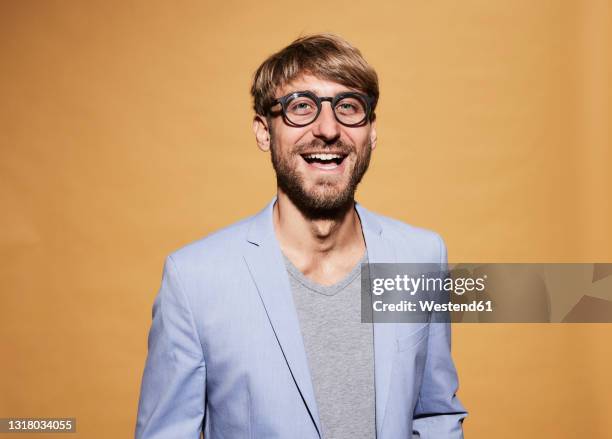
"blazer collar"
246,196,383,247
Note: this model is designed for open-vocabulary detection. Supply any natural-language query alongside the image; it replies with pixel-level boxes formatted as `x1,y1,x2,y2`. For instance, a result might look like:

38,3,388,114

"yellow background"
1,1,610,437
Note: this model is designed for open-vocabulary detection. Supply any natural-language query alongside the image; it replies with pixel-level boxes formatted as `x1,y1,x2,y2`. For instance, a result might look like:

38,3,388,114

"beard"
270,137,372,220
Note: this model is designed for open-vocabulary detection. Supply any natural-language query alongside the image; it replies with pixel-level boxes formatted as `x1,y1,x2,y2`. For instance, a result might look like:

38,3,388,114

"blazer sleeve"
412,235,468,438
135,255,206,439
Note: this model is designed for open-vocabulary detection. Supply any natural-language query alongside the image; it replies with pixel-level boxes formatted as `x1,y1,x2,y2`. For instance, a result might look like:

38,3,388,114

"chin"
304,187,354,210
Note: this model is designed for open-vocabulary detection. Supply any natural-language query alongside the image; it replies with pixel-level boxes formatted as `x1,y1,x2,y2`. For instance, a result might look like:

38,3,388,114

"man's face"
255,74,377,216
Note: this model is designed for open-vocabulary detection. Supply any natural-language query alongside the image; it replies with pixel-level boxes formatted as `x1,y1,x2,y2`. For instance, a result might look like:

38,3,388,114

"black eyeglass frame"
268,90,375,128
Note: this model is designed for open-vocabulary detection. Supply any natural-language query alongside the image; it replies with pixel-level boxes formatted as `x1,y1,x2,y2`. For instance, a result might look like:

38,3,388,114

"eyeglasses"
268,90,374,127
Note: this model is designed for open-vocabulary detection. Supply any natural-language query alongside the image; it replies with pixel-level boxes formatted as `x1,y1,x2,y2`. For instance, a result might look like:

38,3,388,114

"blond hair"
251,33,379,121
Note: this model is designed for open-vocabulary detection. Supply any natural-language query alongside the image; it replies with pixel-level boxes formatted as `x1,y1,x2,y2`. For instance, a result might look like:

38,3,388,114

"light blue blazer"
135,198,467,438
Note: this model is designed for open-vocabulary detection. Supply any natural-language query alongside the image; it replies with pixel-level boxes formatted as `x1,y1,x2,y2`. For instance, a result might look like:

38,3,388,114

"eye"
337,102,357,112
287,98,316,115
335,98,365,115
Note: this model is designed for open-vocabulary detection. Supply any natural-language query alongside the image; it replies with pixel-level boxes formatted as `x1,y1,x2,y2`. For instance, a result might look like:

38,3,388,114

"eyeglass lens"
284,94,368,126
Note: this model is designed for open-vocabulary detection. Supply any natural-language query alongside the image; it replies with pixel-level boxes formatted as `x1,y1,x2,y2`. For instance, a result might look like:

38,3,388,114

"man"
136,33,467,438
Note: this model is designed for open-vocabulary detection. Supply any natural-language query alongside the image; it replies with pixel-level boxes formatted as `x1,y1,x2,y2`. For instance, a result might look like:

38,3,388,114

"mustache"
292,139,356,155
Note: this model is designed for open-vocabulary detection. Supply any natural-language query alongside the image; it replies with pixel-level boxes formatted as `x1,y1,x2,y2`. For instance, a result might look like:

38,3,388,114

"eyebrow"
286,89,359,96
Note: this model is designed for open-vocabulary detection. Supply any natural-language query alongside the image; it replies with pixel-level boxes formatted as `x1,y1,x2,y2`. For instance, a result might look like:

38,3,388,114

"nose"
311,101,341,143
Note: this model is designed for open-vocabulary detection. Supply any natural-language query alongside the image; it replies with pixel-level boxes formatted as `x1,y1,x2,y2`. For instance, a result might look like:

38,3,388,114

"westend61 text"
373,300,493,313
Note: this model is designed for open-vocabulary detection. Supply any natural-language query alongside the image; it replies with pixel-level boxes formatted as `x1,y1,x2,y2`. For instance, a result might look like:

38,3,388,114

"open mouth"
300,152,348,171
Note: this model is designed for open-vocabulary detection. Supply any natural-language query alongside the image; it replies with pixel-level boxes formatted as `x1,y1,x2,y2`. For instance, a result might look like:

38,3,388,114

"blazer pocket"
396,324,429,352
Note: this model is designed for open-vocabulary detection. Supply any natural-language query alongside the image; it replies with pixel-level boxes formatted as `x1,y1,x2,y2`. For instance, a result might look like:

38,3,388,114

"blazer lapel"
243,198,322,438
356,202,397,439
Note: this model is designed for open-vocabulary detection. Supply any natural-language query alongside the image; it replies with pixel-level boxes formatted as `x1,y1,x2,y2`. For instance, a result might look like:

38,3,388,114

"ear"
369,119,377,150
252,114,271,152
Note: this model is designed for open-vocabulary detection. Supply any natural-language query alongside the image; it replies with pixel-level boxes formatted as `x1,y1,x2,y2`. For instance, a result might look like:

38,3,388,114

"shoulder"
165,213,253,275
361,206,447,264
377,211,444,249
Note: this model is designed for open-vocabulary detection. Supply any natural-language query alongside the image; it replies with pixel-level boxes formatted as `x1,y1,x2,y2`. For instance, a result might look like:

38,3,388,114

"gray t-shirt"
283,252,375,439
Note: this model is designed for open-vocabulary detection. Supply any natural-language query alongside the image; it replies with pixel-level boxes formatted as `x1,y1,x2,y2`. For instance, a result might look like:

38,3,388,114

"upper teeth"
304,153,342,160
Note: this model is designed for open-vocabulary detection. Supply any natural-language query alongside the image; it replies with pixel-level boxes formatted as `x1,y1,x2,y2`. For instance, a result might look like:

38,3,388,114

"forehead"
275,74,357,97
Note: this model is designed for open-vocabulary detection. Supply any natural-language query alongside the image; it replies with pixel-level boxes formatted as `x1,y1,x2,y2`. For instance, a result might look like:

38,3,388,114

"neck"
273,190,364,259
